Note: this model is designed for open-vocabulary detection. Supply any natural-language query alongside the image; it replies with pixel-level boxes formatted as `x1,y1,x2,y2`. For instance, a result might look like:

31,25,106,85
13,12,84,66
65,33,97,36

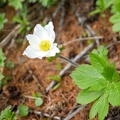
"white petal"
26,34,40,50
46,43,60,57
44,22,55,43
37,51,49,59
33,24,49,40
23,46,40,58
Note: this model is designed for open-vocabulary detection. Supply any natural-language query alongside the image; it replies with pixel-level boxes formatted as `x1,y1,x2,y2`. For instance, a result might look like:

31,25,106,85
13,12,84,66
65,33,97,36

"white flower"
23,22,60,59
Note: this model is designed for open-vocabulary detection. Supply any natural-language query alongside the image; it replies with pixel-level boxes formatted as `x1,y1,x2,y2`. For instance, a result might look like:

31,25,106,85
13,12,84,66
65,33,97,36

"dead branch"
29,109,62,120
64,105,86,120
0,25,20,48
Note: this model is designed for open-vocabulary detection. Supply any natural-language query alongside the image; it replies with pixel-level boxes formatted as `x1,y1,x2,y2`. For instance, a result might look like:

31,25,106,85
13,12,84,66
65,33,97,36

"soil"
0,0,120,120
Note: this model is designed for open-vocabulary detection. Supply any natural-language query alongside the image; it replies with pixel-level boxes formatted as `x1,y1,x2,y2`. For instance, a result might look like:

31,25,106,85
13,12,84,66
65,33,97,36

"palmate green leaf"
106,83,120,106
89,93,109,120
76,89,103,104
70,64,106,89
102,65,119,82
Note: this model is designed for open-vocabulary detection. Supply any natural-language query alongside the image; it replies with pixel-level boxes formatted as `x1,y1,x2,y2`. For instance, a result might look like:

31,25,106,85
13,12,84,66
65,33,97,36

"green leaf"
112,22,120,32
89,81,108,91
18,104,29,117
90,53,108,73
102,66,119,82
39,0,56,8
35,98,43,107
0,48,6,67
104,0,114,9
47,75,61,82
0,106,17,120
89,94,109,120
113,0,120,12
70,64,106,89
90,46,109,73
32,92,42,98
89,9,101,16
0,13,8,30
8,0,24,10
52,83,61,90
106,83,120,106
110,13,120,24
89,98,99,119
98,94,109,120
0,74,4,80
76,89,103,104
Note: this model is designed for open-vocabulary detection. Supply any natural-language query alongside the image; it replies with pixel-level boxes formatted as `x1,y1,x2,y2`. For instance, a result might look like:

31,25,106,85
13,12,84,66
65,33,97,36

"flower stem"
59,55,79,67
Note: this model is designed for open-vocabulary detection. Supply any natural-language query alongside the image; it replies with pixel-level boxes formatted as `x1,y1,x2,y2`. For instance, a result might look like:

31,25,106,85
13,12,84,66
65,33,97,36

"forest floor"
0,0,120,120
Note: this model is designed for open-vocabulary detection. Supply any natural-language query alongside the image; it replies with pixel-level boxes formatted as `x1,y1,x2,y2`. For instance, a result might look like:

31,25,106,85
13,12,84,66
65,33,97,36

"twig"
45,43,94,93
0,25,20,48
29,109,62,120
59,55,79,67
106,41,120,48
64,105,86,120
61,36,103,46
58,6,66,33
28,69,44,90
66,103,78,116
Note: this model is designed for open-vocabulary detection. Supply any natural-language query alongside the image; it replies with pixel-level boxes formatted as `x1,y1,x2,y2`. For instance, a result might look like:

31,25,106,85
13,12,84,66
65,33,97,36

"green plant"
90,0,120,32
39,0,57,8
0,48,6,67
0,76,12,86
18,104,29,117
0,106,17,120
0,48,6,86
8,0,24,10
0,74,4,86
13,5,30,35
6,61,15,70
109,0,120,32
70,46,120,120
0,13,8,31
32,92,43,107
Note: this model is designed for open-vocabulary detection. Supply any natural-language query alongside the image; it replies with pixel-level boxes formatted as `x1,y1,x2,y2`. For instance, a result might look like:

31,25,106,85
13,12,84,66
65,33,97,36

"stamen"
39,40,51,51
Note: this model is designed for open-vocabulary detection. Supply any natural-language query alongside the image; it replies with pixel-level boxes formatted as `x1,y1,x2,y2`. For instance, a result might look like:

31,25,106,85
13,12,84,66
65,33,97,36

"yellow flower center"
39,40,51,51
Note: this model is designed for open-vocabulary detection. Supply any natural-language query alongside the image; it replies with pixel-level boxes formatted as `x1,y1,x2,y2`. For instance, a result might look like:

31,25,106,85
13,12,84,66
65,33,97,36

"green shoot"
32,92,43,107
0,13,8,31
6,61,15,70
70,46,120,120
0,106,17,120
